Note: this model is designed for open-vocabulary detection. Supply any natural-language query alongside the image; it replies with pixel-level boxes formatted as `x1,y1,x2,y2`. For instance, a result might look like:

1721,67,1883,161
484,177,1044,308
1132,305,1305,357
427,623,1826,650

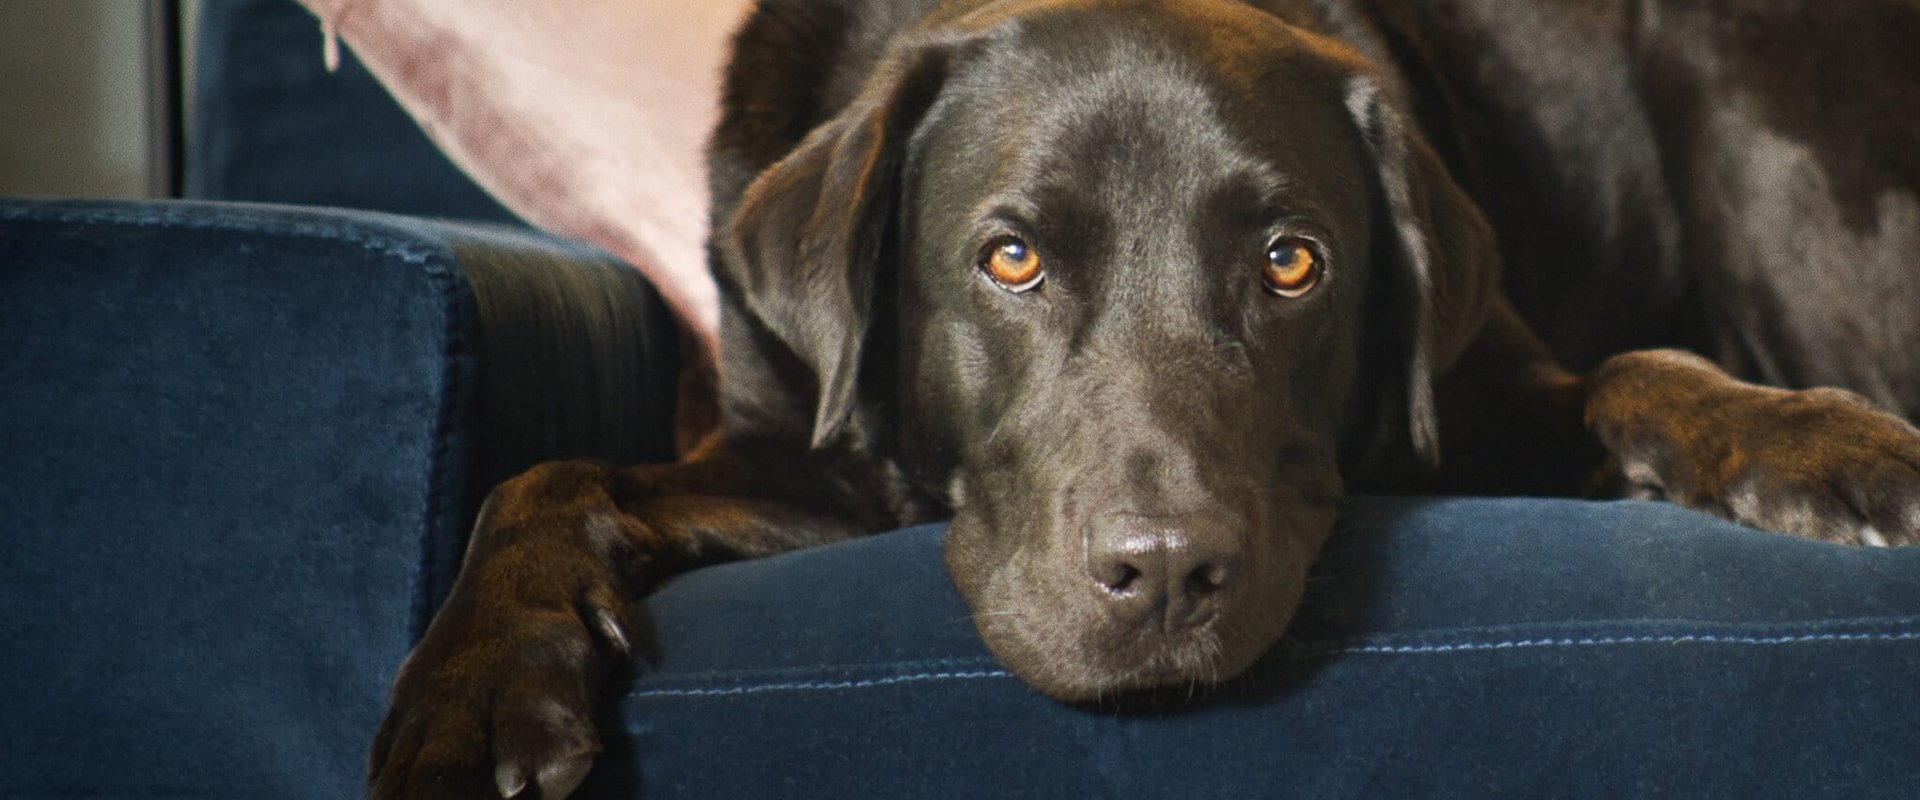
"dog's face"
725,0,1496,700
900,7,1376,698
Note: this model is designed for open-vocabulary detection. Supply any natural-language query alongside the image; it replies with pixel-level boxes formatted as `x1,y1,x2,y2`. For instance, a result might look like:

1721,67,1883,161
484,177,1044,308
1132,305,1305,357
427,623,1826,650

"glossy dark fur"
371,1,1920,796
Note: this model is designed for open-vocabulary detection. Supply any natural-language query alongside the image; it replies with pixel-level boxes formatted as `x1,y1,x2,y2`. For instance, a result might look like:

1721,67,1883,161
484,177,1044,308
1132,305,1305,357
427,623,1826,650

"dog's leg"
367,440,902,799
1437,299,1920,545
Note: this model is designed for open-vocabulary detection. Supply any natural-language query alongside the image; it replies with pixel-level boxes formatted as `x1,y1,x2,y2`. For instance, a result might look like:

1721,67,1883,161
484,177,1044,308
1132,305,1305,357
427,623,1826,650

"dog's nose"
1086,516,1240,630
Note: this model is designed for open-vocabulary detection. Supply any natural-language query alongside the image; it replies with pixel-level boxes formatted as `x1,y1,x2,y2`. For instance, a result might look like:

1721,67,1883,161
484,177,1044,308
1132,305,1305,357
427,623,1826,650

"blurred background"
0,0,202,199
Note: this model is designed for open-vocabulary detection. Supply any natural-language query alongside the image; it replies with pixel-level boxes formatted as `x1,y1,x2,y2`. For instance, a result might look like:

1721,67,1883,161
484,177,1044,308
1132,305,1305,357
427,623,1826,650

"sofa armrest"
0,198,677,798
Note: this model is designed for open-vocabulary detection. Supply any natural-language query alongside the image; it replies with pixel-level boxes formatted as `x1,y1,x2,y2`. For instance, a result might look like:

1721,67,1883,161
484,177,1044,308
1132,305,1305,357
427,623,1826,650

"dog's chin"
950,548,1305,703
983,614,1287,704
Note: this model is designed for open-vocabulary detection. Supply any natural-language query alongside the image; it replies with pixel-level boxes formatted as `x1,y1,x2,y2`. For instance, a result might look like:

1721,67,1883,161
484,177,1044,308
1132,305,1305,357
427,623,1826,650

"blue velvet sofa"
4,1,1917,797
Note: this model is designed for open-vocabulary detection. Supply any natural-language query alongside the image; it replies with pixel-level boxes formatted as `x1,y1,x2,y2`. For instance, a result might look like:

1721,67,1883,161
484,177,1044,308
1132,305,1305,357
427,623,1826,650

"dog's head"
724,0,1497,700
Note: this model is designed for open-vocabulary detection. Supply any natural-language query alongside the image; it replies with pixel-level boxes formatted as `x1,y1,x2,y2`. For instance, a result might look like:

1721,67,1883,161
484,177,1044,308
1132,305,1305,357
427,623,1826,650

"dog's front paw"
1588,350,1920,546
368,578,630,799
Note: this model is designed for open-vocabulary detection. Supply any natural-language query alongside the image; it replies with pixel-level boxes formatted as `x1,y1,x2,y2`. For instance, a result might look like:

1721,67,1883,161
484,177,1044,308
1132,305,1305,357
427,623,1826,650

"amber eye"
1261,237,1323,298
981,236,1045,292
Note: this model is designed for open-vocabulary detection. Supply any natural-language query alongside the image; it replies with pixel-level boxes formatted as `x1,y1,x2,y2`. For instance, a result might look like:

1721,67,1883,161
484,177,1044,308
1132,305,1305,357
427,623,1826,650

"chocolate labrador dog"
370,0,1920,795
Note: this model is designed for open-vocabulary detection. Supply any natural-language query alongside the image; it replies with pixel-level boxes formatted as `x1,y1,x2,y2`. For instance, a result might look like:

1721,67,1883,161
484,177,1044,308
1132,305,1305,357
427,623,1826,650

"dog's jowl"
370,1,1920,796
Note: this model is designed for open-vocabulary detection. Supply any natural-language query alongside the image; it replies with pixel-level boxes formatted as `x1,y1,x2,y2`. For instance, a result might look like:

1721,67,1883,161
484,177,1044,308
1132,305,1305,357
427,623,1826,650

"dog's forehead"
965,0,1366,93
917,2,1374,239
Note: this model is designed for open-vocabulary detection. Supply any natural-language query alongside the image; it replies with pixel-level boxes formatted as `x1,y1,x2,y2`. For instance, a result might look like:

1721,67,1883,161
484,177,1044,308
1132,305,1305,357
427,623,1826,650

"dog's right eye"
981,236,1045,293
1261,237,1324,298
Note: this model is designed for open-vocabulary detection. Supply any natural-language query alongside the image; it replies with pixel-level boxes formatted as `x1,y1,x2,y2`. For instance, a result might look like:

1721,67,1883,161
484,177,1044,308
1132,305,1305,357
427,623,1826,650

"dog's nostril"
1098,562,1144,596
1185,561,1230,595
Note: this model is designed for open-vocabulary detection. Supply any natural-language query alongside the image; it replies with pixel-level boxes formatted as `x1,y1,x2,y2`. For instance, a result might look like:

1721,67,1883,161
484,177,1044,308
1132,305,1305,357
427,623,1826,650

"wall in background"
0,0,202,200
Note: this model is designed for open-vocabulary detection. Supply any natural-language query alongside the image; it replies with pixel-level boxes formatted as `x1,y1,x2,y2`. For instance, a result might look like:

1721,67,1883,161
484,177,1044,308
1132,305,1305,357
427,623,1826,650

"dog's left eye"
981,236,1045,292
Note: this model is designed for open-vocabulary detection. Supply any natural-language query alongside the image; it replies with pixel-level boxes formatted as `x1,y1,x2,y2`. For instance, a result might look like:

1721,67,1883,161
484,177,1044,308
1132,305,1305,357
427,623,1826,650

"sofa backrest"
185,0,516,222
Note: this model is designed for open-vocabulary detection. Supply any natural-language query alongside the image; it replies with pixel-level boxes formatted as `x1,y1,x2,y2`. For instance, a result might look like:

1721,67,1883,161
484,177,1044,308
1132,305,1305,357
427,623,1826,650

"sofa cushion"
608,498,1920,798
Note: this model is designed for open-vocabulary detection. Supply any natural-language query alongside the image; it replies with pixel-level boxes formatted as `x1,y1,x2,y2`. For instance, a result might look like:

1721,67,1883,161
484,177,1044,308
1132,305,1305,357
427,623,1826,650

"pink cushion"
296,0,755,360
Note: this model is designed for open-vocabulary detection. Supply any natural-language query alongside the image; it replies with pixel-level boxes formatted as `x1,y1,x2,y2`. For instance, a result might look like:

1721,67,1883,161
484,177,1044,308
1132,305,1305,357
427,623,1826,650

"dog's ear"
1345,78,1500,467
722,30,987,449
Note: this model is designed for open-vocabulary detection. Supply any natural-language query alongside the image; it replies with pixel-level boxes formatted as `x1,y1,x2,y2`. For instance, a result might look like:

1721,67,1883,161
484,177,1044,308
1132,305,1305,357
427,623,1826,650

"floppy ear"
720,31,985,449
1345,78,1501,467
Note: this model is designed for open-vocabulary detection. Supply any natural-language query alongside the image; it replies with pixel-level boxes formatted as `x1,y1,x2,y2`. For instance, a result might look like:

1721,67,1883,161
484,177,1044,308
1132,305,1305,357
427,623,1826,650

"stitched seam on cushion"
1295,613,1920,644
636,656,1004,688
631,668,1016,699
630,624,1920,698
412,244,471,642
1,205,440,264
1292,615,1920,658
1304,628,1920,658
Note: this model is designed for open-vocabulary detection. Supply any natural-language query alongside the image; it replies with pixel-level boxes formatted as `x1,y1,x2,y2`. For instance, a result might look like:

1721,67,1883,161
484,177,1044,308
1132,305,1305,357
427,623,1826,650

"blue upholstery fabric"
610,499,1920,799
0,199,675,798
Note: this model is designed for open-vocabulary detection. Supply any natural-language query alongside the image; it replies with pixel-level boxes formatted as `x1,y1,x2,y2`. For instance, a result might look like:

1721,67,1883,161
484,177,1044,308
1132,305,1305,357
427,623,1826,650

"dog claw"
593,606,631,656
536,755,593,800
496,763,528,798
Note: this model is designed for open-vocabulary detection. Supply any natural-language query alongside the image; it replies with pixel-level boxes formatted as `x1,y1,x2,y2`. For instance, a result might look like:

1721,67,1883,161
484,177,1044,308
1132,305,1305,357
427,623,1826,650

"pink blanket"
295,0,755,363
